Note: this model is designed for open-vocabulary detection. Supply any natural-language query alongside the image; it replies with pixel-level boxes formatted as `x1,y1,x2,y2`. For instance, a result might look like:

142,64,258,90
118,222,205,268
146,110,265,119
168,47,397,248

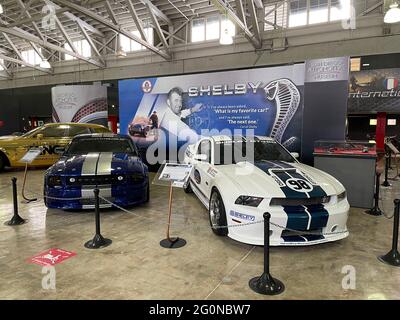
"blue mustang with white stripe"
44,133,149,210
183,135,349,246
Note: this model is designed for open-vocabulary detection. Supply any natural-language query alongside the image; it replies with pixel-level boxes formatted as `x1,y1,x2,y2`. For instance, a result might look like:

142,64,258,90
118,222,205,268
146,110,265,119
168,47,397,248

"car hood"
48,152,145,176
216,160,343,198
0,135,22,145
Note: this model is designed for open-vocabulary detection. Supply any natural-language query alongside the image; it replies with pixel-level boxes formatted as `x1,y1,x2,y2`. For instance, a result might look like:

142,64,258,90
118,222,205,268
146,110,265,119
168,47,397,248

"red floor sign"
28,249,76,266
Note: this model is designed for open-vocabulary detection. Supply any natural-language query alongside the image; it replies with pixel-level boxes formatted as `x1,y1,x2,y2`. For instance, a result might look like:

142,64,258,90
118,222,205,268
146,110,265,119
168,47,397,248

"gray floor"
1,168,400,300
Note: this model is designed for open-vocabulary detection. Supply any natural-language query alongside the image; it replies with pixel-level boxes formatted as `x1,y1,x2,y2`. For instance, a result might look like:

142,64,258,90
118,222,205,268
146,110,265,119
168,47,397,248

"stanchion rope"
25,187,349,236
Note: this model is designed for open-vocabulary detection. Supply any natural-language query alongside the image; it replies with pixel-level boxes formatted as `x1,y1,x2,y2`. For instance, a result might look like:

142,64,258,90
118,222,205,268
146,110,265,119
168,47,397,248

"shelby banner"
52,85,108,125
348,68,400,113
119,64,305,162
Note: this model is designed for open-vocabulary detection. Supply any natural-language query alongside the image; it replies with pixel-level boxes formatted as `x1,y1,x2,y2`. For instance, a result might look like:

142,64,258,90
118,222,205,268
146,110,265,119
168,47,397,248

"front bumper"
44,181,148,210
225,198,350,246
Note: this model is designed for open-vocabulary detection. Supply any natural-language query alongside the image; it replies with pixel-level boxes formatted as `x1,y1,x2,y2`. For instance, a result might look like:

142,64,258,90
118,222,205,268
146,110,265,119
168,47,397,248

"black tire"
145,182,150,202
184,180,193,193
0,155,4,172
208,189,228,236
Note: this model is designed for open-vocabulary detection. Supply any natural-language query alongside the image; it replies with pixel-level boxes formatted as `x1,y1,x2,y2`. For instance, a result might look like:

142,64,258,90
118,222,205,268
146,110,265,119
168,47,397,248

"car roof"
210,135,275,143
72,133,126,139
42,122,108,129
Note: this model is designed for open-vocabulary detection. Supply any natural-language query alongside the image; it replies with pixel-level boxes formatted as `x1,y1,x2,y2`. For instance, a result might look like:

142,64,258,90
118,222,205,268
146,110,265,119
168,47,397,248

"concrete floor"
1,168,400,300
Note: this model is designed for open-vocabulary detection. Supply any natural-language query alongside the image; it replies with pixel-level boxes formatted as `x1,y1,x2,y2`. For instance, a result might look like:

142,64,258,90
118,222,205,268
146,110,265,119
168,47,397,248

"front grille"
281,229,322,237
79,197,114,206
66,175,122,186
269,196,330,206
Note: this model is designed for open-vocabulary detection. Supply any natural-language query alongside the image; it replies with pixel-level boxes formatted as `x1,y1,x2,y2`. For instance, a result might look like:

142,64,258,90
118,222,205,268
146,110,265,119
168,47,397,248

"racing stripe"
81,153,100,176
283,205,309,230
305,204,329,229
97,152,113,176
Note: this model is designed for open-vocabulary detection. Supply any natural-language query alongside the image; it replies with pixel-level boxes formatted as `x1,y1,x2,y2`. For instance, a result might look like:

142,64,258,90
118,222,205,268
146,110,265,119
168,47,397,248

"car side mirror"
291,152,299,159
194,154,207,161
36,133,44,140
54,146,65,155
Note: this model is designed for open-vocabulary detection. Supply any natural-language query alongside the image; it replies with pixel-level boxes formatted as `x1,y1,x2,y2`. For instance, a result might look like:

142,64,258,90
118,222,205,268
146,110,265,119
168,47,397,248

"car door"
192,139,213,200
29,125,71,166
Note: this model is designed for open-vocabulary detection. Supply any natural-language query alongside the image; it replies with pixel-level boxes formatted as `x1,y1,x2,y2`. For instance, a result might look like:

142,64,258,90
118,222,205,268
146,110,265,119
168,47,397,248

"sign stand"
154,162,193,249
18,148,42,203
21,163,37,203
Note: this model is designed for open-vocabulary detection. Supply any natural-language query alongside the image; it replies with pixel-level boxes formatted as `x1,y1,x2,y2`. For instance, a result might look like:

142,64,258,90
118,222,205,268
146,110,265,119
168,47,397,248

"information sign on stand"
153,162,193,249
19,148,43,164
18,148,43,203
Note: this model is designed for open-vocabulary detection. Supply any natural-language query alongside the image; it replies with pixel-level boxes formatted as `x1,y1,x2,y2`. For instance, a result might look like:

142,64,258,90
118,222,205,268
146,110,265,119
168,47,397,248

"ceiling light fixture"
384,2,400,23
220,27,233,45
39,59,51,69
220,11,233,45
116,46,127,57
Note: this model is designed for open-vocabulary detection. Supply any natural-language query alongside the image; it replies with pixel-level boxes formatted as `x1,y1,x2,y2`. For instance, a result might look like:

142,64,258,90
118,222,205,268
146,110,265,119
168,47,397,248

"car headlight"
235,196,263,207
47,176,62,187
337,191,346,202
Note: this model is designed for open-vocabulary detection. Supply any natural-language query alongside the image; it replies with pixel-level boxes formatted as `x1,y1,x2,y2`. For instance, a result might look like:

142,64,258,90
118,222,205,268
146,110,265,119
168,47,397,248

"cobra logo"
285,178,313,193
194,169,201,184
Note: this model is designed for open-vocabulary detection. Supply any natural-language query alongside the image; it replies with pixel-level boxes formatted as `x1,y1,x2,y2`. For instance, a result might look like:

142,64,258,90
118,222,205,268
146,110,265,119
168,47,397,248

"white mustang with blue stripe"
183,136,349,246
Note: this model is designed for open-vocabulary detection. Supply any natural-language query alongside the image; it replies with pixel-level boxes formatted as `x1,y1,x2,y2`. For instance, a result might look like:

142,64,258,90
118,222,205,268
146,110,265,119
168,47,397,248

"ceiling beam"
77,21,106,65
0,53,53,75
44,0,105,37
54,15,79,54
139,0,172,25
52,0,171,60
235,0,247,27
253,0,264,9
248,0,262,47
105,0,119,25
126,0,148,41
0,26,105,68
146,3,169,50
0,60,13,78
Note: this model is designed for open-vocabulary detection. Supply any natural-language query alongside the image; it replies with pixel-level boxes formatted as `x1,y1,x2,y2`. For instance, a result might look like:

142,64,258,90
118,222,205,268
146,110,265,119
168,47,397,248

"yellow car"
0,123,110,171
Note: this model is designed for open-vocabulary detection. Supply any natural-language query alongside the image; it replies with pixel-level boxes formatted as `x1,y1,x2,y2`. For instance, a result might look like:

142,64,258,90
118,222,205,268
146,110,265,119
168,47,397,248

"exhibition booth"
2,53,400,299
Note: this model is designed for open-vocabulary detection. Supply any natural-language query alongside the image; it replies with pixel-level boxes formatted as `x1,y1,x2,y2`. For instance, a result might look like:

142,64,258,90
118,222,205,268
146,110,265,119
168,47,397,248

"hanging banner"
51,85,108,126
119,64,305,163
348,68,400,113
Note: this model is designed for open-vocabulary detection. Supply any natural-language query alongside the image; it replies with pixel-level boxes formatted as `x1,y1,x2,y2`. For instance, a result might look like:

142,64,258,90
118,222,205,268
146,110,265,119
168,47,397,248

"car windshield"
66,138,136,155
21,127,43,137
214,140,295,165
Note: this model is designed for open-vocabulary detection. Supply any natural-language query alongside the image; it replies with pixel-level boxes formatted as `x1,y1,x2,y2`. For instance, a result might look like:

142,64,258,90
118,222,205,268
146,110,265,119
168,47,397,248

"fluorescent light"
370,119,377,126
362,63,370,66
219,27,233,45
0,4,3,14
39,59,51,69
384,3,400,23
116,46,127,57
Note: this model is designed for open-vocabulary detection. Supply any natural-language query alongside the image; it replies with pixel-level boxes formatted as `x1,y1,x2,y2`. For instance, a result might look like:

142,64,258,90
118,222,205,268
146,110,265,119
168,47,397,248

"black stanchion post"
378,199,400,266
84,189,112,249
249,212,284,295
365,172,383,216
388,150,393,169
5,177,26,226
382,152,391,187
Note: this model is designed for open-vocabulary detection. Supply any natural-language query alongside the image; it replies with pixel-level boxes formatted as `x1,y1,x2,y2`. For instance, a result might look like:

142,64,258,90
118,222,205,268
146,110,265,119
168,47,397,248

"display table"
313,141,377,209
